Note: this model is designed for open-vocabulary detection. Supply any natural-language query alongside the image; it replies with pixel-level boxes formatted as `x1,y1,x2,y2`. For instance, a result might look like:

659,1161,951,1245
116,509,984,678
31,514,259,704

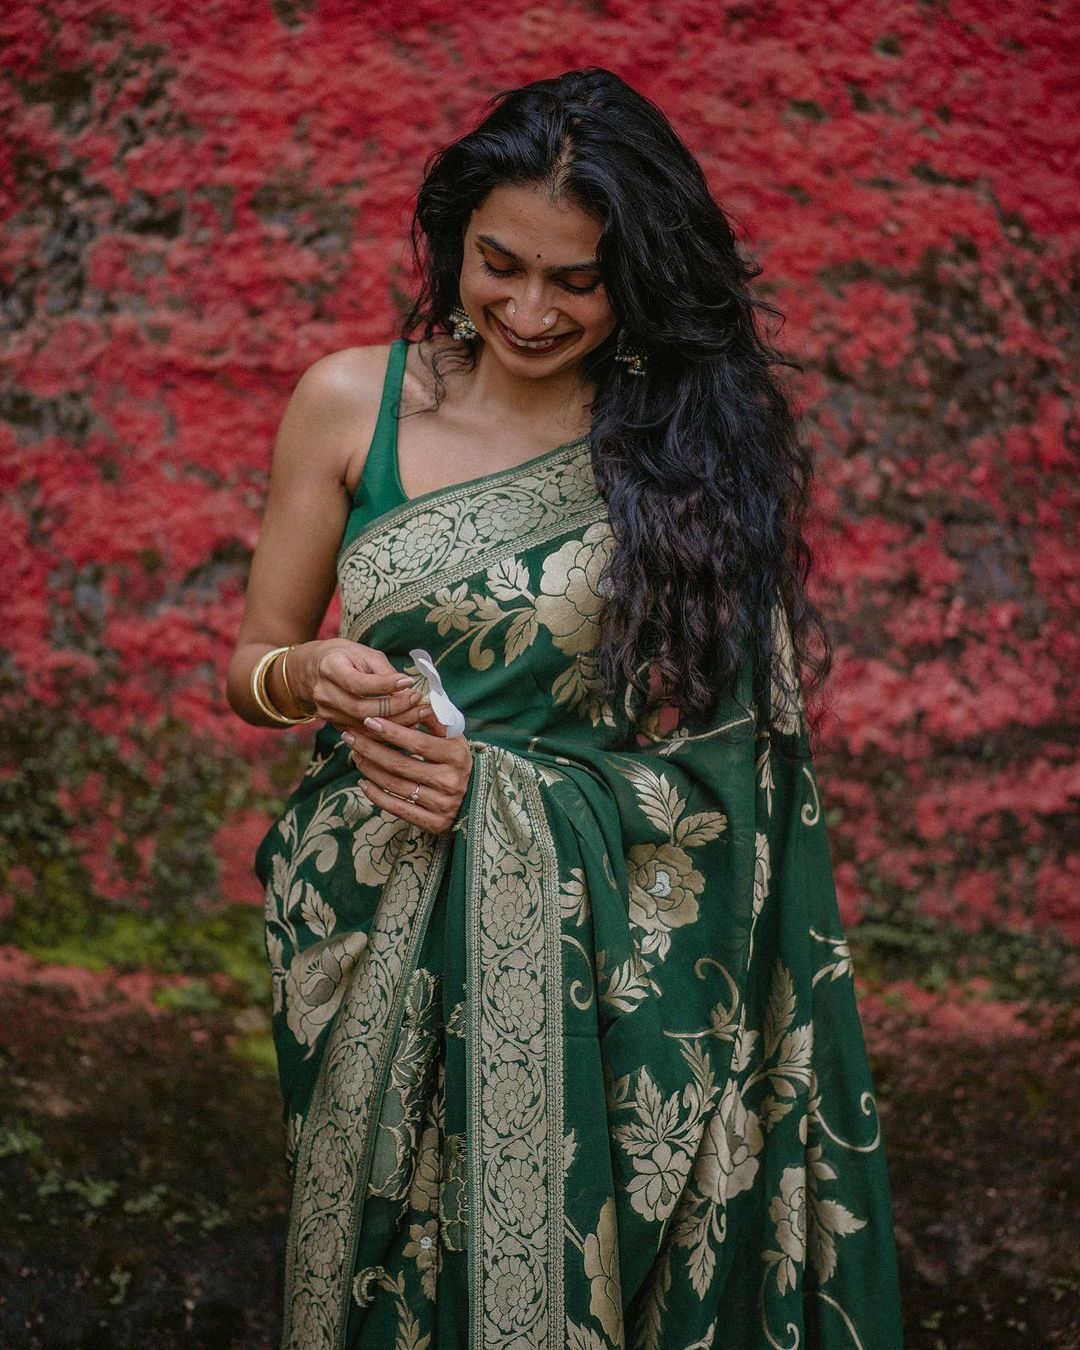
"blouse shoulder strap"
350,339,408,508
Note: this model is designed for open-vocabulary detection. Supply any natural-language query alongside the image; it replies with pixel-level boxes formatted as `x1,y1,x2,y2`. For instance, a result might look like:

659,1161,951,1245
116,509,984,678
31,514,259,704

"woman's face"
458,183,618,377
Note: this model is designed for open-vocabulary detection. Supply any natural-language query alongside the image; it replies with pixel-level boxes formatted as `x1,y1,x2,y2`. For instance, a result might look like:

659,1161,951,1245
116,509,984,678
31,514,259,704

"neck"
465,340,593,432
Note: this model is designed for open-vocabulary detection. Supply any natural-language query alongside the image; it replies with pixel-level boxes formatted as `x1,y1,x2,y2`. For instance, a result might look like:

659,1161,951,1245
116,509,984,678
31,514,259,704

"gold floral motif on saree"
280,826,450,1350
414,519,620,728
338,439,606,644
259,427,903,1349
466,745,566,1349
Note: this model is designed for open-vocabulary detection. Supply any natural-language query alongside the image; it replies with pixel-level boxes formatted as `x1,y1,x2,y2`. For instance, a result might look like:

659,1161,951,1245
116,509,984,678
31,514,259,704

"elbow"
224,648,249,722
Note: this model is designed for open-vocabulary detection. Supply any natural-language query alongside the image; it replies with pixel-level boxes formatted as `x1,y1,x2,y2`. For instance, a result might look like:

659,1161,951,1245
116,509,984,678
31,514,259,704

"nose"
506,284,557,338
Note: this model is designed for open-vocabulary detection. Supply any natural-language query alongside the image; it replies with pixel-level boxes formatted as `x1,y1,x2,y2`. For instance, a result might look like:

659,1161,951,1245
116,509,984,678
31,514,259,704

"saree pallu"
255,438,904,1350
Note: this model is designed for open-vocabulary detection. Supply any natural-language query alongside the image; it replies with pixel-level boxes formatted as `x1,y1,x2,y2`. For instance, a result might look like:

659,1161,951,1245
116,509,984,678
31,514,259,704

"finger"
344,727,449,792
383,700,434,728
329,697,432,736
318,689,420,730
352,755,453,807
357,777,447,832
354,644,403,677
416,706,449,737
322,648,413,698
360,714,454,761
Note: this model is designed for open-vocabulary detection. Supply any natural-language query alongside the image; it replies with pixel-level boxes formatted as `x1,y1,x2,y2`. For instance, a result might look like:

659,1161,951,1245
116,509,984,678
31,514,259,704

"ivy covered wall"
1,0,1076,998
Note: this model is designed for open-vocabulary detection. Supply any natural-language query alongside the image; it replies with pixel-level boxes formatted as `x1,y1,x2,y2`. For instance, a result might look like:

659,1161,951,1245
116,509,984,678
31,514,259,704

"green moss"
152,980,222,1013
0,671,287,960
849,886,1074,1007
228,1029,279,1078
15,904,269,1002
0,1121,46,1161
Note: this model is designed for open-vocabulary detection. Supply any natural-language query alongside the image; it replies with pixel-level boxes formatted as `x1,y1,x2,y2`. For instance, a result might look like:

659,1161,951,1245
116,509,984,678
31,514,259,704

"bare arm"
225,345,425,731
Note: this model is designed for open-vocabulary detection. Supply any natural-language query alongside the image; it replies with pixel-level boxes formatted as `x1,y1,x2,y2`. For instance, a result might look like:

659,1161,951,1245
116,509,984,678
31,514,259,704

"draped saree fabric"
254,435,904,1349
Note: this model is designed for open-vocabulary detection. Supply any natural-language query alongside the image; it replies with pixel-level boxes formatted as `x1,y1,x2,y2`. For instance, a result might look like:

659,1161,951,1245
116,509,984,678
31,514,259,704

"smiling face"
458,182,618,376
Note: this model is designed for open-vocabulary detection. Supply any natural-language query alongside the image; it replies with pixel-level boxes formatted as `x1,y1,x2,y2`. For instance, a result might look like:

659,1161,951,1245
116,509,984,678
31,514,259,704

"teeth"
502,324,566,350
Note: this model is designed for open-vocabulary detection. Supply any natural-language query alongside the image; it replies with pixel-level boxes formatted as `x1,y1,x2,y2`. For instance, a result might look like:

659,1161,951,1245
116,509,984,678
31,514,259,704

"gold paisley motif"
352,813,413,887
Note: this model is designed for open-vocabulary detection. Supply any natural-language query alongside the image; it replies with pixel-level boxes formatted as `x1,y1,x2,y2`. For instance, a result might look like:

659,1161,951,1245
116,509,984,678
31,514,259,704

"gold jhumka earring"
448,306,479,340
614,325,647,375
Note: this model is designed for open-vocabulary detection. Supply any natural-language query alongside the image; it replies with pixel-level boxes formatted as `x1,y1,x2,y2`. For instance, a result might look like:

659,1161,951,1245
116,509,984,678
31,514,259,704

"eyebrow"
476,233,600,273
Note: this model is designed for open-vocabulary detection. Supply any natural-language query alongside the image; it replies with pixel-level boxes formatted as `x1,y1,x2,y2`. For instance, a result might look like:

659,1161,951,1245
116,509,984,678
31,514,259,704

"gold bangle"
251,646,317,725
280,644,316,718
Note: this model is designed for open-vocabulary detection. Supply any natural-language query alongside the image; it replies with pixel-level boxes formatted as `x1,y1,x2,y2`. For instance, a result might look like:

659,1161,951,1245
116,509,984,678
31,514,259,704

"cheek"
460,261,504,306
580,295,617,334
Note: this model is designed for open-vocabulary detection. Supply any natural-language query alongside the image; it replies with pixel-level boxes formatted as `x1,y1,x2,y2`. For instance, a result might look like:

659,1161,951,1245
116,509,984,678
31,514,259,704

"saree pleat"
255,437,904,1350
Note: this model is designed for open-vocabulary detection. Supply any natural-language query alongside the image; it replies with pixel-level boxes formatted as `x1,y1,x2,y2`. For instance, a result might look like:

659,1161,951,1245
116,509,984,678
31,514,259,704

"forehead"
468,183,602,257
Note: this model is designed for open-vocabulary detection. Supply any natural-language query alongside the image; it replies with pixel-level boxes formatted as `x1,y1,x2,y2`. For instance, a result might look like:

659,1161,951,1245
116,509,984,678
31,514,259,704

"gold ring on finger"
407,783,421,804
378,694,390,716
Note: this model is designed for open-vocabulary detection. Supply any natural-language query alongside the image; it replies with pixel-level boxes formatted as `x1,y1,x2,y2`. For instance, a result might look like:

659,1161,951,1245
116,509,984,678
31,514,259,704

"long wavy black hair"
401,66,830,734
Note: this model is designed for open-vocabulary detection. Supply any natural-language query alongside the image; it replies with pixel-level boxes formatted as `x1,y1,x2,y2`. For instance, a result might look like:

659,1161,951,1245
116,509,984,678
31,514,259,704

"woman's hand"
341,706,474,836
289,638,430,731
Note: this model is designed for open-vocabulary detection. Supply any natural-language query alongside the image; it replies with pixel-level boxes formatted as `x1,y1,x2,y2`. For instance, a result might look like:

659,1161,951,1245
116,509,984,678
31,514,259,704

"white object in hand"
408,648,466,737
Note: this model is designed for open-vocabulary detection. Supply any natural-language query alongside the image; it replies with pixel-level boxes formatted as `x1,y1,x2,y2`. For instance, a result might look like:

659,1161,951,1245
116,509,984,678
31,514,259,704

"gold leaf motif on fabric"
769,602,804,736
264,787,371,1020
439,1131,468,1252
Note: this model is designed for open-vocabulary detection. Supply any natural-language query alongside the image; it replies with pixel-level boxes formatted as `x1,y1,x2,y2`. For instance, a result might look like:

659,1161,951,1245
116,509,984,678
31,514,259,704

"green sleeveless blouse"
338,338,409,557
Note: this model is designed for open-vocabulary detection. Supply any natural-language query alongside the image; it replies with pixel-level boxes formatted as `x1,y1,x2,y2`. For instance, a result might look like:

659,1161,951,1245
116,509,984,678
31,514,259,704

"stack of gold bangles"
250,645,318,725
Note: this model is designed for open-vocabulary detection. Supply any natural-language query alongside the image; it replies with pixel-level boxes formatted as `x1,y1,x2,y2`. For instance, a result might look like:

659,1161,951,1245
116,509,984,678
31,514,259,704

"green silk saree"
255,436,904,1350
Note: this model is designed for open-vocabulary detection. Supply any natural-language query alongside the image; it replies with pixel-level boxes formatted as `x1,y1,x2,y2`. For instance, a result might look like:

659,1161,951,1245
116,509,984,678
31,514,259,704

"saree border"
281,826,451,1350
466,746,566,1349
337,439,608,642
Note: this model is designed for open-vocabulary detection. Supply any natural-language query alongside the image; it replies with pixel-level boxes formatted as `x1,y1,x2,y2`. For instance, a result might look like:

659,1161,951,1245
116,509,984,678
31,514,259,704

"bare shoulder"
297,342,392,397
274,343,396,492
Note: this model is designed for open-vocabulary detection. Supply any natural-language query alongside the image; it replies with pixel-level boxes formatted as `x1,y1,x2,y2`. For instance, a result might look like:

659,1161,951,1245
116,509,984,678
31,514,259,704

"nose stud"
505,300,556,327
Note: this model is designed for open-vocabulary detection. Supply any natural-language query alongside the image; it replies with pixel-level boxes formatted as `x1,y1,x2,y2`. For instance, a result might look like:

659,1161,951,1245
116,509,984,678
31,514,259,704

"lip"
491,313,578,355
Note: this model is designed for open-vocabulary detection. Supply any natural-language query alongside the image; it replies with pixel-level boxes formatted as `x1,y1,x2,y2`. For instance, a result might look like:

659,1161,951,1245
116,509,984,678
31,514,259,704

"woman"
227,67,904,1350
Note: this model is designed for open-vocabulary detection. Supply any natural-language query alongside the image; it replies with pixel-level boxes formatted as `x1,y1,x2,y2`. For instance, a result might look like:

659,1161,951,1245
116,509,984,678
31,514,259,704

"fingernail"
341,731,355,745
364,717,383,731
395,676,412,688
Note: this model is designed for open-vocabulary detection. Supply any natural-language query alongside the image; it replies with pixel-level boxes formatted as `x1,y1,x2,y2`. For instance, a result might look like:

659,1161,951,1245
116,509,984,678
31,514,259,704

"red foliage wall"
2,2,1077,961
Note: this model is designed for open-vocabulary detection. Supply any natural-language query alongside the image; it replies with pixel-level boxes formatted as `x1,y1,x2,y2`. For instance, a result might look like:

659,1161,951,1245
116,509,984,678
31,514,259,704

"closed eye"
479,257,600,296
